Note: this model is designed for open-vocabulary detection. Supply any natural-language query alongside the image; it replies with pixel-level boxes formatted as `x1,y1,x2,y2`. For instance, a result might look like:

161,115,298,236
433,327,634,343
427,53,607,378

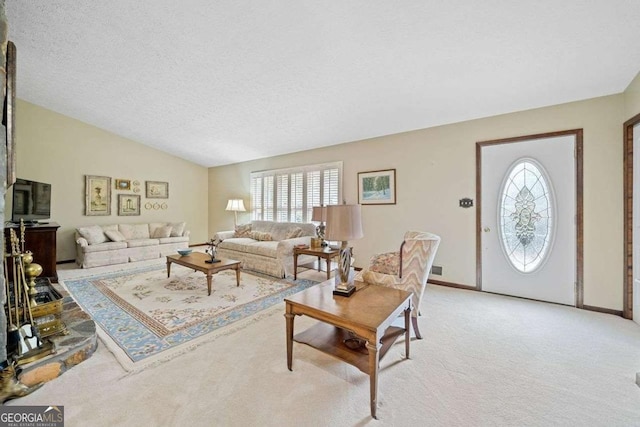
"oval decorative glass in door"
499,159,554,273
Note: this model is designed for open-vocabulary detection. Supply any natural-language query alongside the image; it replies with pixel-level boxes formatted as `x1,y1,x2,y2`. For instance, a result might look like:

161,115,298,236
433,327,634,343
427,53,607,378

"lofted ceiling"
6,1,640,167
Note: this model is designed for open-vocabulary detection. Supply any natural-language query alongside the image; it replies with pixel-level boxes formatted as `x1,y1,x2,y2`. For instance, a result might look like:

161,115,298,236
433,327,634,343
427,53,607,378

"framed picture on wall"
118,194,141,216
85,175,111,216
145,181,169,199
115,179,131,190
358,169,396,205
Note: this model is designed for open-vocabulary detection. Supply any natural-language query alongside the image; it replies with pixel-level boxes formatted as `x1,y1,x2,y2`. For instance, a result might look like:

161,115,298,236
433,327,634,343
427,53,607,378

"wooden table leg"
404,305,411,359
325,257,331,280
366,339,381,419
235,265,240,287
285,304,295,371
166,259,171,278
294,252,298,280
206,273,212,296
317,256,321,272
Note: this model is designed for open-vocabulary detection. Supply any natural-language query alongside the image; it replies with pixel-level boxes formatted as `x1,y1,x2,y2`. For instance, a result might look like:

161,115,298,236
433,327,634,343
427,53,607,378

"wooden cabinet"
4,222,60,283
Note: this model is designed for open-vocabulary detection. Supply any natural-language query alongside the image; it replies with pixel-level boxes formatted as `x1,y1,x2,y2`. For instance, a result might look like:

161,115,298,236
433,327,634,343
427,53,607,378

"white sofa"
214,220,317,278
75,222,190,268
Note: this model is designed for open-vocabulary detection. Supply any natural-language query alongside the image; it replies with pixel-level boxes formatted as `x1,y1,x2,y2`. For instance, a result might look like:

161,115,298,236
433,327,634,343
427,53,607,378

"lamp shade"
225,199,246,212
311,206,327,222
325,204,363,242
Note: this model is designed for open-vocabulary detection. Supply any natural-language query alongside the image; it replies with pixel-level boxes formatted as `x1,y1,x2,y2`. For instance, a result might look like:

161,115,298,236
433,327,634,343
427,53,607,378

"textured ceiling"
6,1,640,167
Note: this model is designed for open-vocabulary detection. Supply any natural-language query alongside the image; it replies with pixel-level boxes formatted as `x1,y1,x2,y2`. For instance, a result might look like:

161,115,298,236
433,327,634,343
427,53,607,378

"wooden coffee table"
285,280,412,419
166,252,241,295
293,246,340,280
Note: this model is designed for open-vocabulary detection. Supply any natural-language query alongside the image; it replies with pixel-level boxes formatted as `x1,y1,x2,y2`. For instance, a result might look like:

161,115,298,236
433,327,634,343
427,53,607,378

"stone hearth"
17,282,97,387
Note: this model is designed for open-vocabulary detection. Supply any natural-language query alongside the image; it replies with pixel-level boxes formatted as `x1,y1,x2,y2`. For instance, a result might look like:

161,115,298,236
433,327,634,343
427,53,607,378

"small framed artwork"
146,181,169,199
358,169,396,205
117,194,141,216
115,179,131,190
85,175,111,216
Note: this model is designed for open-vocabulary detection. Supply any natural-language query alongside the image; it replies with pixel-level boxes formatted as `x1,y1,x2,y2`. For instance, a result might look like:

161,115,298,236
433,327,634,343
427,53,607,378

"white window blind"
250,161,343,222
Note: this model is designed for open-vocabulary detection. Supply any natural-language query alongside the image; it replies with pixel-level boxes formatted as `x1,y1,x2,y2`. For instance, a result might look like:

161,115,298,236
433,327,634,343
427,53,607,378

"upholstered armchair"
360,231,441,339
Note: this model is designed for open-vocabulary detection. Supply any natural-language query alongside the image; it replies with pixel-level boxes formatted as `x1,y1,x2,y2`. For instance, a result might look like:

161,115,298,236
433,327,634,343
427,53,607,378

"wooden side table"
293,246,339,280
285,280,412,419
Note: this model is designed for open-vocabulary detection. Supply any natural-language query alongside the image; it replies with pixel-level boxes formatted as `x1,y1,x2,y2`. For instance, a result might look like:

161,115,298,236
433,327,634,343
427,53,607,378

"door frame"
476,129,584,307
623,112,640,319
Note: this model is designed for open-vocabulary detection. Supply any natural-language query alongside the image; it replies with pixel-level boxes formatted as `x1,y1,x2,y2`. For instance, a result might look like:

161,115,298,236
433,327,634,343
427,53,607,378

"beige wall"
209,94,625,310
625,71,640,119
11,100,209,261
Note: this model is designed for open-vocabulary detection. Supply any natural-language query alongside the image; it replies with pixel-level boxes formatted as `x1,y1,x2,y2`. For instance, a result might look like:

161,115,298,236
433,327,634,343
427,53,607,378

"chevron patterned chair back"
361,231,441,339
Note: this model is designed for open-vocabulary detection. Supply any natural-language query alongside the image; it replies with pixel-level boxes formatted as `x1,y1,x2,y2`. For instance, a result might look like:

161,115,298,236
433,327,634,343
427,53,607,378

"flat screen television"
11,178,52,224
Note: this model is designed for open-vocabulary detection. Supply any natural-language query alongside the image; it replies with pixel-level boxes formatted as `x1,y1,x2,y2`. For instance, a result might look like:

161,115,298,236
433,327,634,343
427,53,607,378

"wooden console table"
4,222,60,283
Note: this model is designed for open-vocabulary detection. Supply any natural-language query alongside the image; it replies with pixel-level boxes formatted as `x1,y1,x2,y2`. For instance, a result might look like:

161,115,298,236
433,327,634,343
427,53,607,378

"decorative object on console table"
4,222,60,283
225,199,246,227
205,238,221,264
145,181,169,199
312,205,327,247
358,169,396,205
85,175,111,216
117,194,141,216
325,204,363,297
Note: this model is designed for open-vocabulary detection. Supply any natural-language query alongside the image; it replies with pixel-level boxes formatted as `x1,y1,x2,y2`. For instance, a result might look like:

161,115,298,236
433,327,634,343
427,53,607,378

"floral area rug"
61,265,318,373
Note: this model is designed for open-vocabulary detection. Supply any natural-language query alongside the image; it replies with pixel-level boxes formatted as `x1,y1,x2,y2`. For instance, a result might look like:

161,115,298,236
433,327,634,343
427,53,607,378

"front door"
480,133,577,305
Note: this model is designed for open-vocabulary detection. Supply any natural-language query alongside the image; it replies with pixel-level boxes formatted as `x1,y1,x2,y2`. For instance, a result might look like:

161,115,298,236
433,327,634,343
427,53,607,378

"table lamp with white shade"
325,204,363,297
225,199,246,227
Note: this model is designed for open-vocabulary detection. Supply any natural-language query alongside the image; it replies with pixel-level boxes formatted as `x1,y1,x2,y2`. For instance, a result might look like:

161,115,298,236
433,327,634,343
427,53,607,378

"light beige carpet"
9,259,640,426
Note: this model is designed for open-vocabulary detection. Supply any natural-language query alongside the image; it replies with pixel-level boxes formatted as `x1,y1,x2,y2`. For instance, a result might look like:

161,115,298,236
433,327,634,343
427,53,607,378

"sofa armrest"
183,230,191,238
213,230,235,241
277,236,313,277
76,237,88,247
278,236,312,250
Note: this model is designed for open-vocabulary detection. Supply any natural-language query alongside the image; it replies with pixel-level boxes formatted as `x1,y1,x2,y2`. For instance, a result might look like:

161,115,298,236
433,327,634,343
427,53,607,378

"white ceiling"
6,1,640,167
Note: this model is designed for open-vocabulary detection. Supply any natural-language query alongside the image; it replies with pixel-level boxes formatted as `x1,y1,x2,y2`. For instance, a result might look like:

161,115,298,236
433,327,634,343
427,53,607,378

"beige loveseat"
214,220,316,278
75,222,190,268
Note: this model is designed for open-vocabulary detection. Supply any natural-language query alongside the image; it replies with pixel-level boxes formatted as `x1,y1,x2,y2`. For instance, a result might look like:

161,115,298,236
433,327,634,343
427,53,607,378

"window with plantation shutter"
290,172,304,222
276,174,289,222
251,176,263,220
263,176,274,221
250,162,342,222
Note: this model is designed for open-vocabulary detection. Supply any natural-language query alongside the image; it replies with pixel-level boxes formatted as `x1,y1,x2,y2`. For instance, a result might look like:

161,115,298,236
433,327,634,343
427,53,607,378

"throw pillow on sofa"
234,223,252,238
104,230,126,242
169,222,186,237
285,227,303,239
250,231,273,241
119,224,150,240
78,225,108,245
152,226,173,238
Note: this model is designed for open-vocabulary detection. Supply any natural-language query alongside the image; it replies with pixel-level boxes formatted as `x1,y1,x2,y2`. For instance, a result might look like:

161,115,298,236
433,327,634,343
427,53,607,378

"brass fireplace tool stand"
3,220,57,365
